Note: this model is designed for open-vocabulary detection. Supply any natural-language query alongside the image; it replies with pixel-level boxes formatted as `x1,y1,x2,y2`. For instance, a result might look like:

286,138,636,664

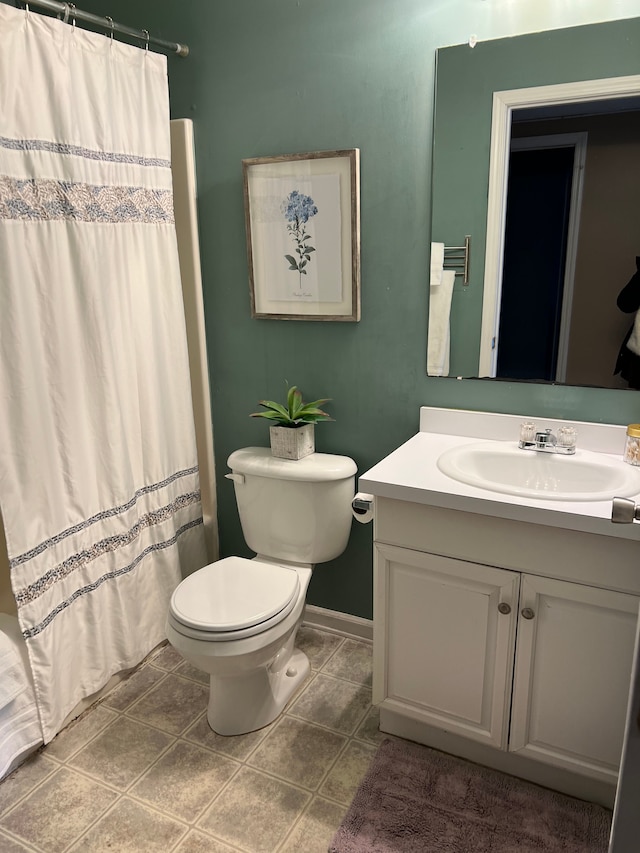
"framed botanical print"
242,149,360,321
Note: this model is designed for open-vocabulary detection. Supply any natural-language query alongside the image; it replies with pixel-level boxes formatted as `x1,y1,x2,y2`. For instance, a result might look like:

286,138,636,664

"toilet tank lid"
227,447,356,482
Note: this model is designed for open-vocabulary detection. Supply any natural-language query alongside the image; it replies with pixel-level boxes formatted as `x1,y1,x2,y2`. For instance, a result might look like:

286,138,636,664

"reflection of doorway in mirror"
496,134,586,382
479,78,640,388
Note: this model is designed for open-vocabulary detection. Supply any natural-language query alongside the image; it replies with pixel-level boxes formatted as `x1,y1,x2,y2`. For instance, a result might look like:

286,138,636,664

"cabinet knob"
497,602,511,615
521,607,535,620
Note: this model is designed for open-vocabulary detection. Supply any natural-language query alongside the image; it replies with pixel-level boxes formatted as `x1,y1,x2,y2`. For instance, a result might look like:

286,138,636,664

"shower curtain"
0,5,207,742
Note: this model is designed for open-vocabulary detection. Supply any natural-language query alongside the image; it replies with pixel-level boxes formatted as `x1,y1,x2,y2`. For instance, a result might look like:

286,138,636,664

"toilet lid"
170,557,300,632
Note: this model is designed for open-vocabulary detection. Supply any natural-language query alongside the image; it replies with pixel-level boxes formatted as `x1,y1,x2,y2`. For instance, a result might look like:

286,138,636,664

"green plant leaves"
250,385,333,427
286,385,303,418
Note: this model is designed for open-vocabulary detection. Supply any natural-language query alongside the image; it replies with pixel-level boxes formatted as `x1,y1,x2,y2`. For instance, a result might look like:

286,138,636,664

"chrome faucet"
518,423,577,455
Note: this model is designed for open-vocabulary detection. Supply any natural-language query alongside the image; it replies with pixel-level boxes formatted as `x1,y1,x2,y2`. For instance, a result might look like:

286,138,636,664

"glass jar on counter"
623,424,640,466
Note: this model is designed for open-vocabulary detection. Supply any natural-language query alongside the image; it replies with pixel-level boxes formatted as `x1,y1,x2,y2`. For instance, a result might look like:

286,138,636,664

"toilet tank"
227,447,357,565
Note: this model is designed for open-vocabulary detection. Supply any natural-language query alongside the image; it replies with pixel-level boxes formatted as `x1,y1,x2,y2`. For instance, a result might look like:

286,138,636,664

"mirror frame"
479,75,640,377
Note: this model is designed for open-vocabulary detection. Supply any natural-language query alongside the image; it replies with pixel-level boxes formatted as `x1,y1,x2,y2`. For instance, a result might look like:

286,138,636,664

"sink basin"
437,441,640,502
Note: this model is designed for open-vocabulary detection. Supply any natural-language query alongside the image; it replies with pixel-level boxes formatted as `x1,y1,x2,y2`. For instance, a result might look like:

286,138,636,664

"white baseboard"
303,604,373,642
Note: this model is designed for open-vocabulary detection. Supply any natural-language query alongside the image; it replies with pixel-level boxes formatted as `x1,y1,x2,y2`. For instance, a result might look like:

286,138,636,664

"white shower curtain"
0,5,207,742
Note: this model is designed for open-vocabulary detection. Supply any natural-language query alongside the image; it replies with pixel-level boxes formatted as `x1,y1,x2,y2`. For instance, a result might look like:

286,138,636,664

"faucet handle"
558,425,577,450
519,421,536,444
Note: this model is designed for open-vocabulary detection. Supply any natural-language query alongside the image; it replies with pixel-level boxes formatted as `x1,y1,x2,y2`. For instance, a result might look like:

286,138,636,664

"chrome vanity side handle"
612,497,640,524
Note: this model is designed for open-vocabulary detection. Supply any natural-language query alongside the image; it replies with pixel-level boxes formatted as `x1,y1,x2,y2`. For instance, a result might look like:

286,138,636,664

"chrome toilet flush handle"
224,473,245,485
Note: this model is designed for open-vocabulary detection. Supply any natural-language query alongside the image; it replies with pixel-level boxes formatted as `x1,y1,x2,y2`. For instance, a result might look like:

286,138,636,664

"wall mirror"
429,18,640,390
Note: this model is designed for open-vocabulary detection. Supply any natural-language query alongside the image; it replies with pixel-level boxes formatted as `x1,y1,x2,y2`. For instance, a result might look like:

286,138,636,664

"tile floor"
0,627,382,853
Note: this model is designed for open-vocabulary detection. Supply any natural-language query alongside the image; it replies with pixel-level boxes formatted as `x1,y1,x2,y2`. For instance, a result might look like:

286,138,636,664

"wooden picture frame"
242,149,360,321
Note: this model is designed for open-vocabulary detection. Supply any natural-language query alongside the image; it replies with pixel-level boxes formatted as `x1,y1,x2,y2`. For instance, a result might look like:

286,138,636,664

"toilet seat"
169,557,301,641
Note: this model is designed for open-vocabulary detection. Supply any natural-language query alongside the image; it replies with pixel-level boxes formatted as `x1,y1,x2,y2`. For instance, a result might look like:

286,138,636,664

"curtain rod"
24,0,189,57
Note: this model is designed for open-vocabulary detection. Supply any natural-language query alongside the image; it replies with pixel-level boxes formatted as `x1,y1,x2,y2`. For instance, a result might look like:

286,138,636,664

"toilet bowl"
166,447,356,736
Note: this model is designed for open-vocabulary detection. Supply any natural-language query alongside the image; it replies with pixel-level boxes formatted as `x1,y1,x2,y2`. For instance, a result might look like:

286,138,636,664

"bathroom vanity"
359,408,640,807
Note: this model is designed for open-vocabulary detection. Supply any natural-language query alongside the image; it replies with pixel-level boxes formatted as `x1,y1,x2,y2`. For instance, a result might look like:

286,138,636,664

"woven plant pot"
269,423,315,460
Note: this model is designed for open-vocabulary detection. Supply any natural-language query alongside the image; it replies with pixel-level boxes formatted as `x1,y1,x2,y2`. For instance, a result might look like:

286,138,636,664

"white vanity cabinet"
376,543,519,750
371,496,640,805
509,575,638,779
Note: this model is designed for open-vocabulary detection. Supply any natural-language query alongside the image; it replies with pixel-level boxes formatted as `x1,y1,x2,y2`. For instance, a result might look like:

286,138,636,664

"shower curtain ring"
105,16,114,43
61,3,69,23
68,3,76,27
142,29,150,51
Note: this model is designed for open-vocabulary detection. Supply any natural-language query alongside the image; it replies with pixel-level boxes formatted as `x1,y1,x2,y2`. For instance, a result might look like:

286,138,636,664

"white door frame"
478,75,640,378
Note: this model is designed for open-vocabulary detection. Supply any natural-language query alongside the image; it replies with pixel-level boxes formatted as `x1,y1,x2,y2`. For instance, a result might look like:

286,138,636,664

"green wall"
82,0,640,619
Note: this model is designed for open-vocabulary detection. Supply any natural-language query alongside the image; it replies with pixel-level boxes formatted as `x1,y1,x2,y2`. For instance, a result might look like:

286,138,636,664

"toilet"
166,446,357,736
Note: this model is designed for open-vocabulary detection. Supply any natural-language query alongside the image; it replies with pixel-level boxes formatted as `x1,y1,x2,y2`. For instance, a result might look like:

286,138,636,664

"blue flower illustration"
281,190,318,286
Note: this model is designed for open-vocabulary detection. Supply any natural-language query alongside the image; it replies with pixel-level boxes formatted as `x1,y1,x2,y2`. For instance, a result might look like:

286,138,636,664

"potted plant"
250,384,333,460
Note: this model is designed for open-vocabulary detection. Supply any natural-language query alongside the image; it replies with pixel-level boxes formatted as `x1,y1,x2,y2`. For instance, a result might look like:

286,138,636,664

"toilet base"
207,647,310,736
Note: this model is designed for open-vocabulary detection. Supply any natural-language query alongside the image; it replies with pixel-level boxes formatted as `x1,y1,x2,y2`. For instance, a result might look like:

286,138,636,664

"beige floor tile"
69,797,186,852
149,643,185,671
101,664,168,712
319,739,377,804
296,627,344,669
0,627,379,853
45,705,118,762
126,673,208,735
130,740,239,822
0,766,117,853
321,638,373,686
184,712,272,761
0,829,39,852
173,829,239,853
288,673,372,735
175,659,209,685
0,752,58,817
248,717,346,790
198,766,309,853
354,705,385,744
69,715,174,790
280,796,348,853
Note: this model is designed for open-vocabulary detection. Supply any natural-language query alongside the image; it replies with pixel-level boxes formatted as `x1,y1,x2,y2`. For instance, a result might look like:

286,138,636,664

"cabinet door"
510,574,639,783
375,543,520,749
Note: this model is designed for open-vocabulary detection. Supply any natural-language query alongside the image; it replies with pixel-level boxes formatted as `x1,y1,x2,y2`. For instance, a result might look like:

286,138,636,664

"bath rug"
329,738,612,852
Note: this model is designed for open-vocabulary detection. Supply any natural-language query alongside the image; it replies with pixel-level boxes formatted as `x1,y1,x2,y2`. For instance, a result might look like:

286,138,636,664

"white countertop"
358,408,640,542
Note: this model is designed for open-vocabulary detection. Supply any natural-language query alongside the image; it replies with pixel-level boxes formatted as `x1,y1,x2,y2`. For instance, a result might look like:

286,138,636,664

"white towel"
0,643,25,709
427,269,456,376
627,310,640,357
0,614,41,780
430,242,444,287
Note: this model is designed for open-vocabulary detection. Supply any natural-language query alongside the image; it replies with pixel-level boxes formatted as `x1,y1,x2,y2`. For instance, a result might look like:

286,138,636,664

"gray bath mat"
329,738,612,852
